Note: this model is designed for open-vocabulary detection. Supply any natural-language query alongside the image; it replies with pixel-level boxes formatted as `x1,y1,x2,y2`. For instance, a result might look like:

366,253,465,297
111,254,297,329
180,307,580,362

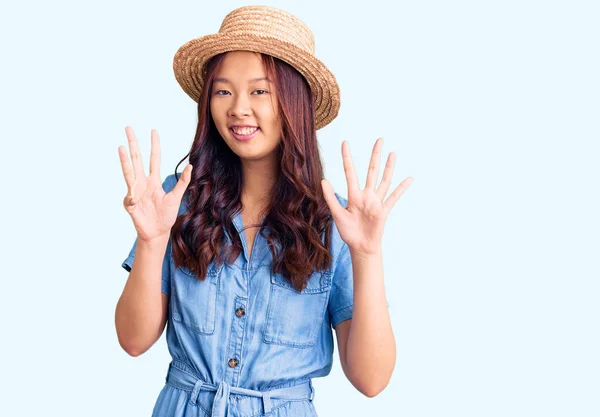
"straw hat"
172,5,340,130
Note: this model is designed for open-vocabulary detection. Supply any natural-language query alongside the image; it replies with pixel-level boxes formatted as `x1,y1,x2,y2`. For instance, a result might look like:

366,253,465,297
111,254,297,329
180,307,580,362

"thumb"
123,194,136,213
171,164,193,200
321,179,343,219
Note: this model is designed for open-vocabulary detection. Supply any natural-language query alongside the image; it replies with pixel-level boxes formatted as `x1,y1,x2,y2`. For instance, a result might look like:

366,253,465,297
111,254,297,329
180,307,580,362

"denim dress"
121,174,383,417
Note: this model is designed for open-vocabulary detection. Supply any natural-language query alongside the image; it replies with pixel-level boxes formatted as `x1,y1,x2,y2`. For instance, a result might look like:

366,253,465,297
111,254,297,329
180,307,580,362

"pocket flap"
270,268,332,294
179,259,224,284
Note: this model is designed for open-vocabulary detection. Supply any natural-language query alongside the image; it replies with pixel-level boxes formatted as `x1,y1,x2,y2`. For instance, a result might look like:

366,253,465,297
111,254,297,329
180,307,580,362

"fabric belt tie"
166,361,315,417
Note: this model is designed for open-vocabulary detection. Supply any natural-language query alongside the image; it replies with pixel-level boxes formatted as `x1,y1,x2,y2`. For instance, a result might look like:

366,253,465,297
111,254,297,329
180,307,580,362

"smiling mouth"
230,127,260,140
230,126,259,135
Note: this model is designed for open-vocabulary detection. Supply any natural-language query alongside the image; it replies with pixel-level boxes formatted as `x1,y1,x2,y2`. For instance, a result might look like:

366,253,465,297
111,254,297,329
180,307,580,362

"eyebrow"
213,77,270,84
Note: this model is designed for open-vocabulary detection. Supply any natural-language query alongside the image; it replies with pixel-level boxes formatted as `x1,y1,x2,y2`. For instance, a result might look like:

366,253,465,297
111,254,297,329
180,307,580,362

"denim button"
228,358,239,368
235,307,246,317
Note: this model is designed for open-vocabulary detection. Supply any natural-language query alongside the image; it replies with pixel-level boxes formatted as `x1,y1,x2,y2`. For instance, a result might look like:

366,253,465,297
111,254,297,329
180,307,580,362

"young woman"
115,6,413,417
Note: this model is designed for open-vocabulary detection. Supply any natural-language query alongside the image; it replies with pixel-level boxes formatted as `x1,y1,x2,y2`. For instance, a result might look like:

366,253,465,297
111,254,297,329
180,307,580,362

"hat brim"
173,33,340,130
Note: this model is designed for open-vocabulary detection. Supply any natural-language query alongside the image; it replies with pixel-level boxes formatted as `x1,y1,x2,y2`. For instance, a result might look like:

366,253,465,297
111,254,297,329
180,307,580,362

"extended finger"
376,152,396,200
170,164,193,202
125,126,145,180
118,144,135,192
383,177,413,213
365,138,383,191
342,140,360,198
321,178,345,220
149,129,161,179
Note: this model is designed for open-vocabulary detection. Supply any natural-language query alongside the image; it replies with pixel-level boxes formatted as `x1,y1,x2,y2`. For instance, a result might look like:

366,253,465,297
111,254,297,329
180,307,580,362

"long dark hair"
171,52,334,293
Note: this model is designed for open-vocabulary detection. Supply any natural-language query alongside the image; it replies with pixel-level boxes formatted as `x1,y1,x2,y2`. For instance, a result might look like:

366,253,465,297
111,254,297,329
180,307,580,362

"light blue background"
1,0,598,416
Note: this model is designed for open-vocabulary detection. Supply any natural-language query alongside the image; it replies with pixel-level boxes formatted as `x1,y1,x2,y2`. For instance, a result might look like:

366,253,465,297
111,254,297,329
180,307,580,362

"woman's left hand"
321,138,413,257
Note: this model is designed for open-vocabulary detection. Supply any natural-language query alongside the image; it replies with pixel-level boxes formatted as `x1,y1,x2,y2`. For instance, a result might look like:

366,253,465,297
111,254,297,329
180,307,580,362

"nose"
228,93,252,119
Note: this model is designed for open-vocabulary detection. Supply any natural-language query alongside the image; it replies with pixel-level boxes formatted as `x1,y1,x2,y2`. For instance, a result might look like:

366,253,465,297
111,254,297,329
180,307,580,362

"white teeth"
231,127,258,135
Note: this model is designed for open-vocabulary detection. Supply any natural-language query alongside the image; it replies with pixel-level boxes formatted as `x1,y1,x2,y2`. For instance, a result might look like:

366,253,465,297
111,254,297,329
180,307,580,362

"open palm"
118,126,193,242
321,138,413,256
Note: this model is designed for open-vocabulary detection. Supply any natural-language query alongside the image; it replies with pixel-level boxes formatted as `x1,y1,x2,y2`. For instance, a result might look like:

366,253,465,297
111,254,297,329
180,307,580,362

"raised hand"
118,126,193,243
321,138,413,256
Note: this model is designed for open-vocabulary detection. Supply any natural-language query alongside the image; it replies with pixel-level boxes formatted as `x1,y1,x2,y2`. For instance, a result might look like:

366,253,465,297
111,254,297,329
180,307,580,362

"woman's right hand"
118,126,192,243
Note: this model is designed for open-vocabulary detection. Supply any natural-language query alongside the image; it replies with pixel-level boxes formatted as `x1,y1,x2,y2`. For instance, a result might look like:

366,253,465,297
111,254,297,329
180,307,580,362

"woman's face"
210,51,282,163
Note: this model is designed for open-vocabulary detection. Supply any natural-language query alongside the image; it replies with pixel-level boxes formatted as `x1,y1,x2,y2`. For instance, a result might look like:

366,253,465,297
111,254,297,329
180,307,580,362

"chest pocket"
263,269,333,348
171,262,223,335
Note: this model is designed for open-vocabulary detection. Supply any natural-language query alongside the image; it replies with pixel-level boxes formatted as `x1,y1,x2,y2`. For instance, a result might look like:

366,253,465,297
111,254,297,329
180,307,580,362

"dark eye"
214,90,230,95
253,89,268,95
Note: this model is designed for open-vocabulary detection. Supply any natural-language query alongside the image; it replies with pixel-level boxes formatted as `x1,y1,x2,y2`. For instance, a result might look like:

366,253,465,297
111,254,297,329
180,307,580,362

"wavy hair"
170,52,334,293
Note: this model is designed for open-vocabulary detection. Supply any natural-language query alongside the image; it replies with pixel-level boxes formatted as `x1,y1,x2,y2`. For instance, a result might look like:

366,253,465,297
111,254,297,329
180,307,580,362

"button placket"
225,295,248,386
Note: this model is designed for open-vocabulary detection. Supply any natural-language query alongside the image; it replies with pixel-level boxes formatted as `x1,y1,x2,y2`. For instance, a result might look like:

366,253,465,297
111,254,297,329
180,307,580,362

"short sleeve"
121,237,172,295
327,242,391,329
327,242,354,328
120,174,179,296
